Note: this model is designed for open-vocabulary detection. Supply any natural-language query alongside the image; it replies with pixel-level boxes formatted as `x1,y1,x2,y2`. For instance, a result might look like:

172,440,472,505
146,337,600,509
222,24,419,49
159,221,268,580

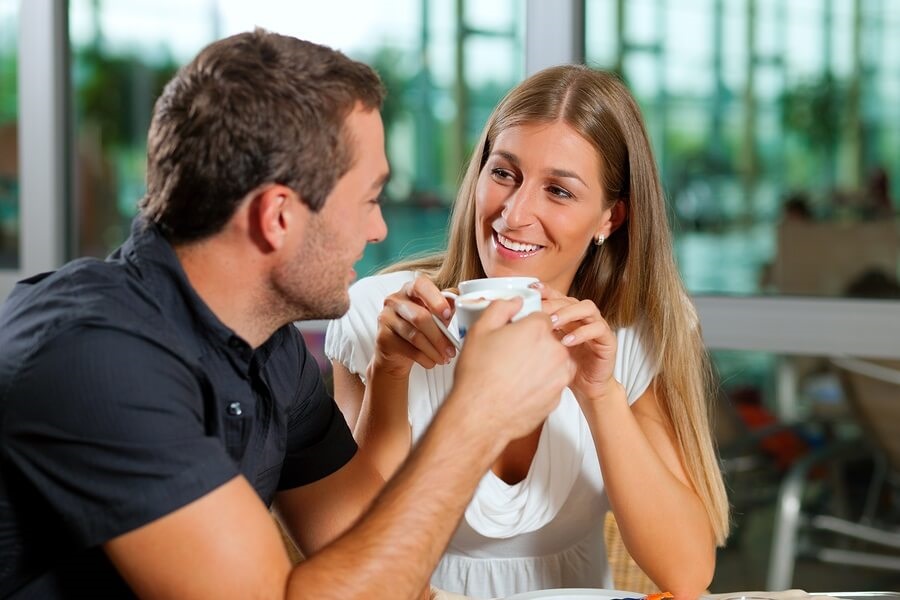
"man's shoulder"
3,255,158,326
0,258,175,389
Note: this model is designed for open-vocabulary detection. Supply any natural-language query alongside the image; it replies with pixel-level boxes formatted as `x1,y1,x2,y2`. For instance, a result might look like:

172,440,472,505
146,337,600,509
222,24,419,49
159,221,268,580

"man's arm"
273,450,384,555
106,301,573,599
105,477,293,599
103,391,499,600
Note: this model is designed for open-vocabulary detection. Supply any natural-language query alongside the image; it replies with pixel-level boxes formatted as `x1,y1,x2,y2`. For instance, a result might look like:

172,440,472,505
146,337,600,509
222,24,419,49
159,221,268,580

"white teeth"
496,233,541,253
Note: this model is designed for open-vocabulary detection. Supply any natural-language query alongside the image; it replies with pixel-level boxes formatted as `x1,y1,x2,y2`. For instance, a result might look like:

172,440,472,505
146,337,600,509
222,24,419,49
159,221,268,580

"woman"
326,65,729,599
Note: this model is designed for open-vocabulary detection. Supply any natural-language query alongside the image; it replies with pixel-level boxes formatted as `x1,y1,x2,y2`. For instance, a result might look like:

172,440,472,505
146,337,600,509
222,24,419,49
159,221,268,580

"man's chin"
295,296,350,322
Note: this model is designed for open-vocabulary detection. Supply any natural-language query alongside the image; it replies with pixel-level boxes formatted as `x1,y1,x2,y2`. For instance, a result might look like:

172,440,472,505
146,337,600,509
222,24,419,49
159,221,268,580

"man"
0,30,573,599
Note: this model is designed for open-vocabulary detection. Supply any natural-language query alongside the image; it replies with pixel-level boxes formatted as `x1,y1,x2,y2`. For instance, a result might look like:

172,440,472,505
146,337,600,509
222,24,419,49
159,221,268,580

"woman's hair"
387,65,730,545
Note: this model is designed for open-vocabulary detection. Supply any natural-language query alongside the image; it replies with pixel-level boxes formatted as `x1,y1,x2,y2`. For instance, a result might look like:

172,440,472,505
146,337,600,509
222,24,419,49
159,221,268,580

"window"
0,0,18,269
68,0,524,279
585,0,900,299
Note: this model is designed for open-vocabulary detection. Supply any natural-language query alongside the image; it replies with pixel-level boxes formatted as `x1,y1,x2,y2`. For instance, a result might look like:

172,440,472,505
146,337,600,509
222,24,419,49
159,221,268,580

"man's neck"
174,238,276,349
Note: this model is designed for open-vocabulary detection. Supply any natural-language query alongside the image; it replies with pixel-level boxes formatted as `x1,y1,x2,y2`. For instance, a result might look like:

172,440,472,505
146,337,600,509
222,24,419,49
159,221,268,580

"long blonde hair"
386,65,730,545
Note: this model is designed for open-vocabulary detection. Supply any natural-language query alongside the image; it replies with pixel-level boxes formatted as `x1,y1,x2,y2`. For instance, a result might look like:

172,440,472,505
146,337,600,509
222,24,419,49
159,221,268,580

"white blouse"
326,271,657,599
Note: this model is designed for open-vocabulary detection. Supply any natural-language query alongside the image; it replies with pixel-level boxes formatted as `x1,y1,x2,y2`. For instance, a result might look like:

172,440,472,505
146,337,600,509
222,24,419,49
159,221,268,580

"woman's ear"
608,199,628,234
595,199,628,241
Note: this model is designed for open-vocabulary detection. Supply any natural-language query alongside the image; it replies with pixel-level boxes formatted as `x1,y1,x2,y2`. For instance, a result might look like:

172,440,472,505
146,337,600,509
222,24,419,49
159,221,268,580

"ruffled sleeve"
324,271,417,383
613,324,658,405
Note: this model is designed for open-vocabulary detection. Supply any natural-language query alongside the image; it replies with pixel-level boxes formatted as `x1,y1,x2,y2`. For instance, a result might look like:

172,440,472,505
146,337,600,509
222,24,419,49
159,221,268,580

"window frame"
9,0,900,387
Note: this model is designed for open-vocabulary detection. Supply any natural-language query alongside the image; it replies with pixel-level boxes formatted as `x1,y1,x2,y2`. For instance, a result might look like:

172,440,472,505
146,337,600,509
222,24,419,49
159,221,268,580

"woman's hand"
371,273,458,378
536,283,620,410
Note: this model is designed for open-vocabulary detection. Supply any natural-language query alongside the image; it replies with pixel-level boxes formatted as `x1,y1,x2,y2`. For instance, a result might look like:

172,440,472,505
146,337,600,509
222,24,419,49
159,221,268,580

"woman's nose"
501,185,538,229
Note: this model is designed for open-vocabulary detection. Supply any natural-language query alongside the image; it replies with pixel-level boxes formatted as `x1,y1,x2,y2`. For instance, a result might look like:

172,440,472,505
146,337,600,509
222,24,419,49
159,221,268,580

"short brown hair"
140,29,385,243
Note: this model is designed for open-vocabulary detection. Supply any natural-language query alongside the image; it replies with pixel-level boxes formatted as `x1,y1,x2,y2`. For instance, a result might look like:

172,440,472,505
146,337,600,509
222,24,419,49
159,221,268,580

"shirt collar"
115,217,255,366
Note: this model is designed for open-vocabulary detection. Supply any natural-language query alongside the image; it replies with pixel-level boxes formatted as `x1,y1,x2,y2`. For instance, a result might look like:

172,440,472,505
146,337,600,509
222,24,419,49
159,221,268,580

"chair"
604,511,659,593
767,357,900,590
771,220,899,298
715,384,813,523
274,513,304,565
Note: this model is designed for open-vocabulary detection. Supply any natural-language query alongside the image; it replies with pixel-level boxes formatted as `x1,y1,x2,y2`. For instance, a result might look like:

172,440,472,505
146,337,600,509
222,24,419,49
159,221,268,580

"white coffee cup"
458,276,539,295
431,286,542,348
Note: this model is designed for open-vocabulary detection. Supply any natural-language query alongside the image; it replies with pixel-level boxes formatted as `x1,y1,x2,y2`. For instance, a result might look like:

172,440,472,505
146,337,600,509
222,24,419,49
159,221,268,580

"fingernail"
530,281,543,289
442,308,452,320
562,334,575,346
550,314,559,324
445,347,455,359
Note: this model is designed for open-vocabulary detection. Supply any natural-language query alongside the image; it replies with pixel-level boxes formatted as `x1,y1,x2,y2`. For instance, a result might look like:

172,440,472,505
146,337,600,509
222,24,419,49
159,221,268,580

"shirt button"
227,401,243,416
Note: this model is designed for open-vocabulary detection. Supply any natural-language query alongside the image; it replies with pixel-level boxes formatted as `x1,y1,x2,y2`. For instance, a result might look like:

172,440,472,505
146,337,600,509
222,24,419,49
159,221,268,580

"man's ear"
255,185,307,251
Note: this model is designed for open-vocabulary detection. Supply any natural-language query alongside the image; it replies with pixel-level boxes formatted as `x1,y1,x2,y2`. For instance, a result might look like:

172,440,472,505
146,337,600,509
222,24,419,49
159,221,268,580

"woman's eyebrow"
547,168,586,186
491,150,587,186
491,150,520,165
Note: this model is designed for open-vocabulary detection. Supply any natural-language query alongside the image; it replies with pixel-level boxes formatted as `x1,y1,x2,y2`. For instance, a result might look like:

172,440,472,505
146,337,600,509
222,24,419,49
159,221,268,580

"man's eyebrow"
492,150,587,186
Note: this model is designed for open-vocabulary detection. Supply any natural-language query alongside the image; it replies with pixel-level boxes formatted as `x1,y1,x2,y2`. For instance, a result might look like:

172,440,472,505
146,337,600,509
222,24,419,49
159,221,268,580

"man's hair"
139,29,385,243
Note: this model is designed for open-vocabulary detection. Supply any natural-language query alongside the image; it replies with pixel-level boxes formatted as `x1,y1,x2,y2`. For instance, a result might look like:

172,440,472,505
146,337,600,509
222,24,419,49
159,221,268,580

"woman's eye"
548,185,572,199
491,168,514,180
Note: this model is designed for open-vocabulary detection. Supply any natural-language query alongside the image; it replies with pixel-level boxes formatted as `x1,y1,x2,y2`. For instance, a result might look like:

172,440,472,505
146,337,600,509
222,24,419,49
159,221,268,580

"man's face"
274,105,389,320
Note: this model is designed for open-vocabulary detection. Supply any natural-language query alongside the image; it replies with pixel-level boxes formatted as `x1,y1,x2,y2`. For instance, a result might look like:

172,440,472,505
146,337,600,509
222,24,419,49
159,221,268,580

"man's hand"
448,297,575,447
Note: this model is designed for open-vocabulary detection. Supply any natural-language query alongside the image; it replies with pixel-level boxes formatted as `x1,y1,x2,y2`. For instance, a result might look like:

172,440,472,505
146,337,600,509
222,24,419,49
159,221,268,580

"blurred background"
2,0,899,592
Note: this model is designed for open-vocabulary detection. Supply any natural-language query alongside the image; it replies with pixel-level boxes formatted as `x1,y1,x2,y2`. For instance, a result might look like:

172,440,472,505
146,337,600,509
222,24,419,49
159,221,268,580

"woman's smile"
493,231,544,258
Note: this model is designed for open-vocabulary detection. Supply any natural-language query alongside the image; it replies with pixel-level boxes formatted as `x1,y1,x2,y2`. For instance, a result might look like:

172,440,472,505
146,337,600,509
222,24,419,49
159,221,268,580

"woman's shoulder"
615,320,648,349
348,270,417,302
615,320,657,373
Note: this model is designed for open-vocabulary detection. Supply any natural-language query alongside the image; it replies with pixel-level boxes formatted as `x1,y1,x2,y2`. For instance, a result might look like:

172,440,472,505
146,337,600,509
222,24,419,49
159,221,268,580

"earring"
594,234,605,246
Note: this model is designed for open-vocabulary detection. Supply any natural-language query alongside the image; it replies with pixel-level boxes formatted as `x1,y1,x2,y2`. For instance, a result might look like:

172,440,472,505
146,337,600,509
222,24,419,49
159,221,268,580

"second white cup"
441,286,542,342
458,276,539,295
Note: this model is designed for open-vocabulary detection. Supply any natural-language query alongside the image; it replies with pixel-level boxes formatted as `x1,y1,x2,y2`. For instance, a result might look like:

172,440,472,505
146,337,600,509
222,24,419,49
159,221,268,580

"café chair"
604,511,658,593
274,513,305,564
767,357,900,590
715,385,811,526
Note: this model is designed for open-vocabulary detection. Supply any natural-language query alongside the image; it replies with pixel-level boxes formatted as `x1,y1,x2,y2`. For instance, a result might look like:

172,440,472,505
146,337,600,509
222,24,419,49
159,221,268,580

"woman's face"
474,120,617,293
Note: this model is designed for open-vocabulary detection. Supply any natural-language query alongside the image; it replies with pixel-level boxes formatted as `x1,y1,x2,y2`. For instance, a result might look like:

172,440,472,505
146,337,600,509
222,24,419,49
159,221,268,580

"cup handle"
430,313,461,351
429,290,461,350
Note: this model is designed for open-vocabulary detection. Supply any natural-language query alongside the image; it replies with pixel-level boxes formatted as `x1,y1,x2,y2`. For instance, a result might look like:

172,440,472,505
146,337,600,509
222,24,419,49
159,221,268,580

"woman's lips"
493,231,543,258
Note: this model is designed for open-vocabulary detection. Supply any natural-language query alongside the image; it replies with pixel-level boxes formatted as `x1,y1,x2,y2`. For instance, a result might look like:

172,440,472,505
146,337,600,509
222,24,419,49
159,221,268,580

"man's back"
0,220,355,598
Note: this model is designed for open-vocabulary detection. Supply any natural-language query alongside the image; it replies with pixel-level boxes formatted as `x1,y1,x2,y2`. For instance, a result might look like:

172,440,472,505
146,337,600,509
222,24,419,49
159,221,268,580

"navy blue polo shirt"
0,218,357,598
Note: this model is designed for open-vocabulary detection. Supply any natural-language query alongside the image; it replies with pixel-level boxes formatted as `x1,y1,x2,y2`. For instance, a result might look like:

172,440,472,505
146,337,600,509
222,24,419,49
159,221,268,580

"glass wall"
0,0,18,269
68,0,524,277
585,0,900,299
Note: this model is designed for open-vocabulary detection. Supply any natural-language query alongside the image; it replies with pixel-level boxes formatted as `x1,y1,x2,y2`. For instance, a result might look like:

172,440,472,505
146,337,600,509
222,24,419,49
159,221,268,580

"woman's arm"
330,274,458,480
583,382,715,599
332,360,413,479
331,360,366,429
538,283,714,598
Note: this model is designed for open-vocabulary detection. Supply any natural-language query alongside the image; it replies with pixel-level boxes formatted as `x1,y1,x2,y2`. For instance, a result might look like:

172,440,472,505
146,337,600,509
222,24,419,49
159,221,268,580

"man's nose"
368,206,388,243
